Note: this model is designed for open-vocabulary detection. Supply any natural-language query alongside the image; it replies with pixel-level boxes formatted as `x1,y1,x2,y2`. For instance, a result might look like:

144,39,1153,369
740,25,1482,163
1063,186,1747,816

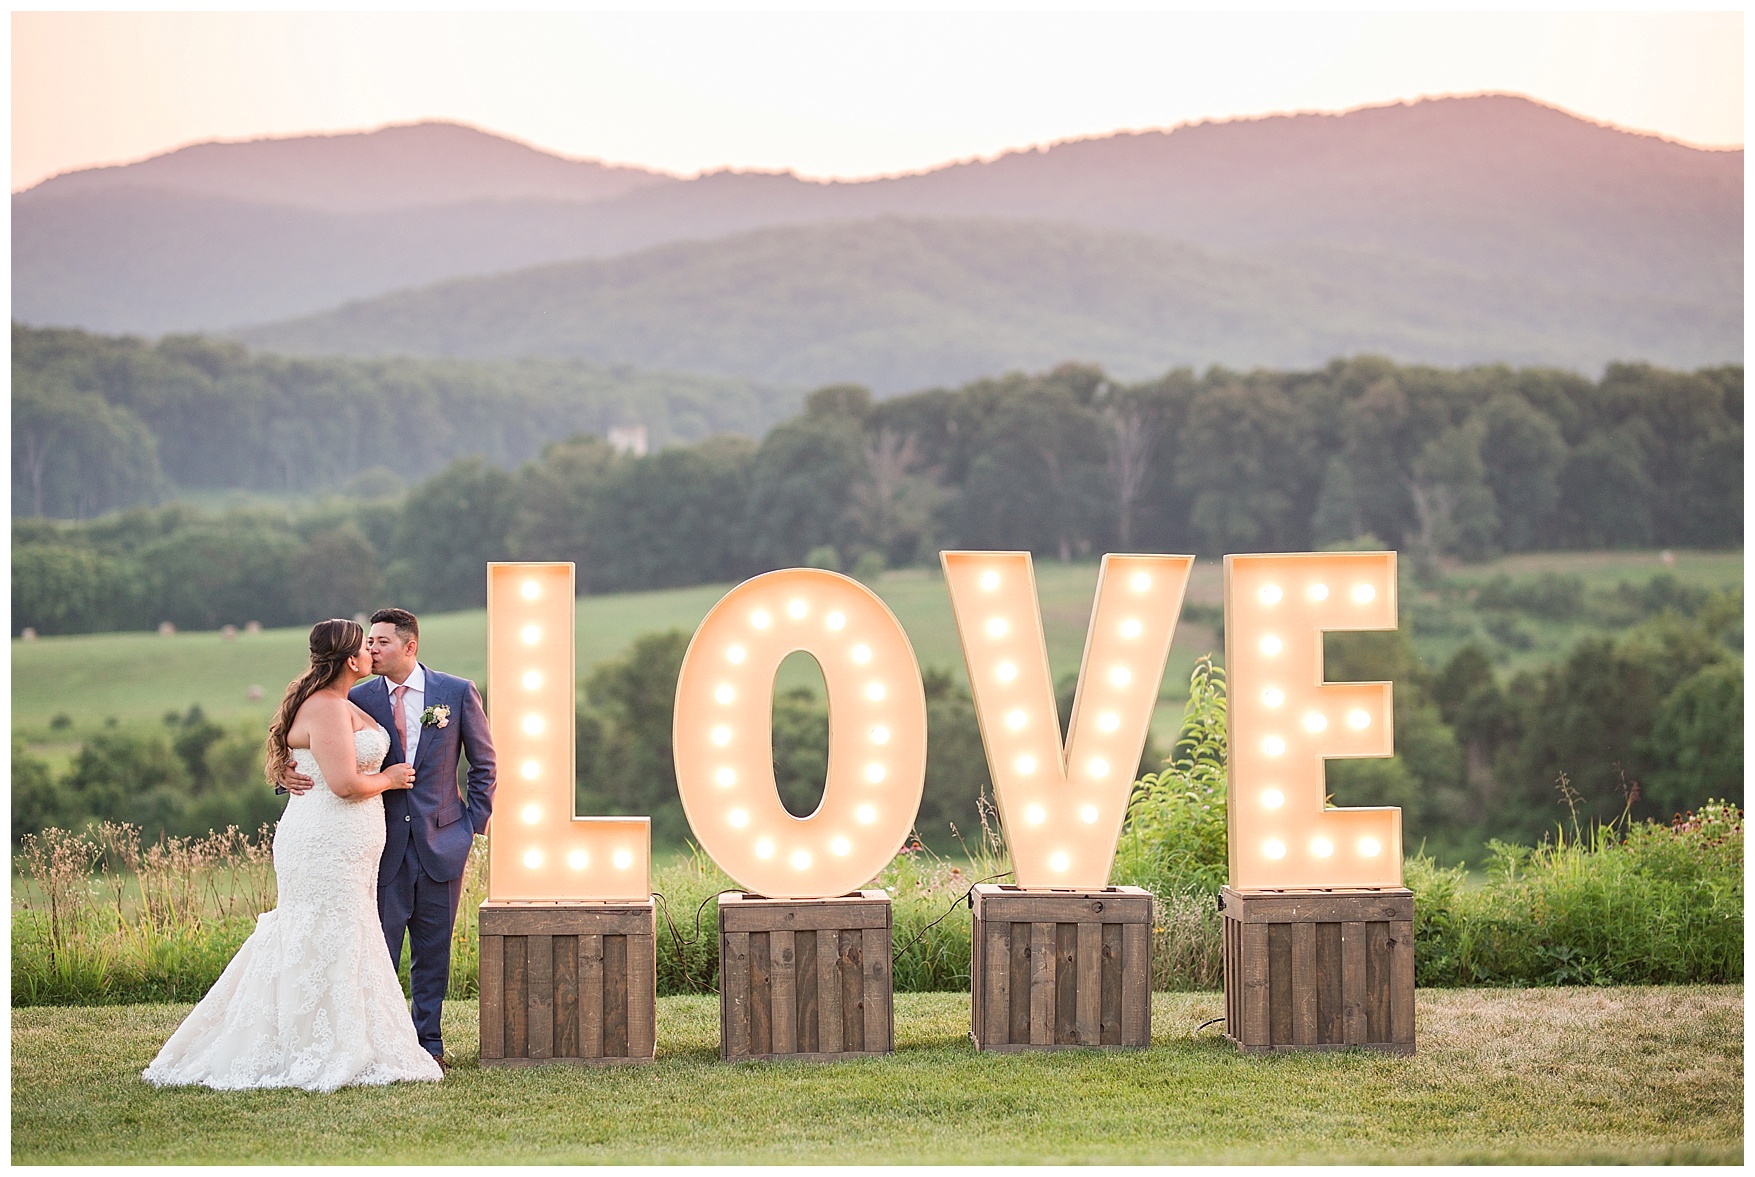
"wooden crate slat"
602,934,630,1057
553,935,579,1059
1121,920,1150,1047
1290,921,1317,1046
1365,921,1392,1043
970,890,1153,924
862,925,890,1053
723,931,751,1062
1226,892,1413,925
481,906,653,937
795,929,818,1054
1075,922,1102,1046
580,933,604,1059
748,931,772,1057
839,929,865,1054
1390,919,1416,1044
1099,922,1123,1046
479,934,505,1060
982,921,1009,1048
1267,923,1293,1046
770,929,797,1055
1008,923,1031,1044
505,935,529,1058
527,933,554,1059
627,927,656,1061
817,929,842,1054
1340,921,1368,1045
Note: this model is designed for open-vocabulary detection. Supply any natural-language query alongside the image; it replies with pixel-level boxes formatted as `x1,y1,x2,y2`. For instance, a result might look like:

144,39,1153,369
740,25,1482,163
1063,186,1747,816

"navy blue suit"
351,665,495,1056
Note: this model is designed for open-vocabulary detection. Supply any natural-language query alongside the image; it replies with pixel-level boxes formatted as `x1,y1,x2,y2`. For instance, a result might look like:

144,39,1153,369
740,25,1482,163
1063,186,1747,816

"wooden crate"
478,900,656,1066
718,890,893,1062
969,885,1153,1051
1220,886,1415,1055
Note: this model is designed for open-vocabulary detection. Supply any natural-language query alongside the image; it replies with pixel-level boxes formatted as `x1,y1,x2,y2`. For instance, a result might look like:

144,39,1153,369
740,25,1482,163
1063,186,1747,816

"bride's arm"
304,697,415,799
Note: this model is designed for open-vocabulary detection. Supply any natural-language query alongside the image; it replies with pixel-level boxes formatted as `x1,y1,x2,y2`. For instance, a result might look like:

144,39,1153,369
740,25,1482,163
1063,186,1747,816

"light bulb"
1262,788,1284,809
522,670,542,690
750,610,771,629
1262,840,1286,860
1308,583,1329,601
1348,709,1371,730
1311,837,1334,858
827,611,846,631
1049,851,1070,872
1098,711,1120,732
1260,635,1282,656
855,805,877,825
1109,666,1131,686
1004,709,1027,730
1088,757,1110,778
979,570,1000,591
996,661,1018,683
852,644,872,664
727,644,746,664
520,625,541,645
1080,805,1100,824
1263,688,1285,708
754,840,774,859
523,849,543,869
1263,736,1285,756
1015,754,1037,775
1130,573,1152,591
1358,837,1382,857
986,617,1008,638
791,850,812,870
1120,618,1143,638
1352,584,1376,603
865,682,886,701
1304,712,1328,732
1024,804,1046,825
522,714,544,735
715,767,736,788
865,763,886,783
714,684,735,704
711,725,732,746
567,850,588,870
830,836,852,857
728,808,749,828
520,580,540,600
613,849,633,870
520,760,540,780
521,805,541,824
870,725,890,744
1259,584,1282,604
787,599,807,619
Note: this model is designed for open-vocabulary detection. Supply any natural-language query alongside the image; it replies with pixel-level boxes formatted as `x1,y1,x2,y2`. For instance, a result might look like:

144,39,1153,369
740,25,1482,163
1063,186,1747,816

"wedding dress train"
143,726,443,1091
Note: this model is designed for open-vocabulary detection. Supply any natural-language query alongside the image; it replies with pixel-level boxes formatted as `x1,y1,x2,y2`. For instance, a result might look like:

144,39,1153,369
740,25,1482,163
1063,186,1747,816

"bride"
144,618,443,1091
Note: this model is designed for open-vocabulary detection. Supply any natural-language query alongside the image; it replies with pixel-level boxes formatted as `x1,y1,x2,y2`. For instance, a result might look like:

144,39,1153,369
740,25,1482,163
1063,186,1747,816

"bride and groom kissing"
144,608,497,1091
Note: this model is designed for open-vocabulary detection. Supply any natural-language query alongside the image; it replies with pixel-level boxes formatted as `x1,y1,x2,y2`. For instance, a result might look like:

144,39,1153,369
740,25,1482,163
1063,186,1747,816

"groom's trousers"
379,838,464,1057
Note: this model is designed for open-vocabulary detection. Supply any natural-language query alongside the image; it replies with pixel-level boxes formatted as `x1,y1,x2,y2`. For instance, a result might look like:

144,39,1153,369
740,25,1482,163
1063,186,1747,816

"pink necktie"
392,684,412,763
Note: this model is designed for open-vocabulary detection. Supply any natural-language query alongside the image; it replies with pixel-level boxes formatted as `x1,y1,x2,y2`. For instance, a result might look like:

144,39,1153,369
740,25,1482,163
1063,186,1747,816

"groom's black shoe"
431,1053,451,1074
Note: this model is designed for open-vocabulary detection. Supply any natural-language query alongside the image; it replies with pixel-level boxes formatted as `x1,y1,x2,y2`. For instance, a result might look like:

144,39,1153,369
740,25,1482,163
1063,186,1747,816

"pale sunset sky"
11,9,1745,191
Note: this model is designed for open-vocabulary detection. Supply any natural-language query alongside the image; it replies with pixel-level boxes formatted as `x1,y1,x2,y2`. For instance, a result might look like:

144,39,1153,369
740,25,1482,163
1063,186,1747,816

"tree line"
12,354,1742,634
10,324,796,519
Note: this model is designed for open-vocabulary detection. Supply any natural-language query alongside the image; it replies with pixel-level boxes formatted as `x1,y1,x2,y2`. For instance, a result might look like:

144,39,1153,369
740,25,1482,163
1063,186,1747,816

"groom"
283,607,496,1070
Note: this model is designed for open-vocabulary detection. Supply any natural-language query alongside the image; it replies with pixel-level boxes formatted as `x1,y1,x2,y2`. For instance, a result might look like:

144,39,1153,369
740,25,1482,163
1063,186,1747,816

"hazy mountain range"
14,95,1741,390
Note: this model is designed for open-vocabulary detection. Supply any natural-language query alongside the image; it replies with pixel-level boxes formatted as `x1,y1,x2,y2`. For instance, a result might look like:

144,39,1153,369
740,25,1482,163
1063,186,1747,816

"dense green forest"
14,345,1741,634
11,325,797,518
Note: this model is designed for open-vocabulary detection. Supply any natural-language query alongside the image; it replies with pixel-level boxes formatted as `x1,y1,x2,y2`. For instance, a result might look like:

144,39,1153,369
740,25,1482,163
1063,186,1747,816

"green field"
13,549,1738,762
11,987,1741,1164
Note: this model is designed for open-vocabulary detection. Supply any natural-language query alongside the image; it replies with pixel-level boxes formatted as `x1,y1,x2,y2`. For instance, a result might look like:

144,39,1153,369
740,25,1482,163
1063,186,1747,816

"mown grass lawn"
13,987,1742,1164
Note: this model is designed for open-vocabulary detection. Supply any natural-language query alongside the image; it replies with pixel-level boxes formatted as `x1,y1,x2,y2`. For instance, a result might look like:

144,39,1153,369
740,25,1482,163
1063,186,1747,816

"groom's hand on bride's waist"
279,766,316,796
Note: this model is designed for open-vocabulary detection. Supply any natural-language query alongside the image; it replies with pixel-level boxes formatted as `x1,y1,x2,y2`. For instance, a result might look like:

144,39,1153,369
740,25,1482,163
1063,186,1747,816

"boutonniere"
420,704,451,730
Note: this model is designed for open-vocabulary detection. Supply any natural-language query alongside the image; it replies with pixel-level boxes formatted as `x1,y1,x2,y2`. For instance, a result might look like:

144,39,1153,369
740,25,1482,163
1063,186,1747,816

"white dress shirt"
387,663,426,763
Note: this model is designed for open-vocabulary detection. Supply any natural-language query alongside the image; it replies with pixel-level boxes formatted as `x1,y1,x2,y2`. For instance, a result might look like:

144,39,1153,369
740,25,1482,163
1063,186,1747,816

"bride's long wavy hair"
265,618,366,786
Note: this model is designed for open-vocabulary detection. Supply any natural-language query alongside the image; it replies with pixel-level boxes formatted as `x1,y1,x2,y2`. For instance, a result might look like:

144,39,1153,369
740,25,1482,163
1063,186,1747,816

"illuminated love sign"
672,568,928,899
943,551,1192,888
1224,552,1401,889
486,562,651,901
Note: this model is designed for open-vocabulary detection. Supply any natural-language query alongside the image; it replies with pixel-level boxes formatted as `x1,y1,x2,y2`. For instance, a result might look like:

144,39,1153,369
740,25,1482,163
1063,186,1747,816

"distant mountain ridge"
237,216,1736,393
13,95,1742,381
17,120,676,211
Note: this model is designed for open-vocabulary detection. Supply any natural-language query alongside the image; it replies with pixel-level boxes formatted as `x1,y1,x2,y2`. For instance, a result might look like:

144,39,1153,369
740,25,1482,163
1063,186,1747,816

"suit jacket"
352,664,496,884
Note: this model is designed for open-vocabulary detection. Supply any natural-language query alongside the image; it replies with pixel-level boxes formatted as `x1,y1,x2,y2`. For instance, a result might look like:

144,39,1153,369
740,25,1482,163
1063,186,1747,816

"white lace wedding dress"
143,726,443,1091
